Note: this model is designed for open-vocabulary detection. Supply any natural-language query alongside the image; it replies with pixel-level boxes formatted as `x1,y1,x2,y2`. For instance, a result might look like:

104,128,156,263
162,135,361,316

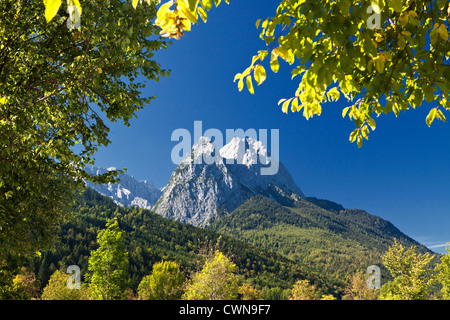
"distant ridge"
84,166,162,209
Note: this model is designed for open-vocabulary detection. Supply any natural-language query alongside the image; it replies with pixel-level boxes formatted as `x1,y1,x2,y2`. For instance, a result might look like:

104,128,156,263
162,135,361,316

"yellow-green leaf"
342,106,350,118
238,77,244,92
254,65,266,85
44,0,62,22
349,129,359,143
198,6,207,22
357,134,363,148
291,97,299,112
327,87,340,102
426,108,437,126
246,76,254,94
278,98,287,105
202,0,213,11
361,125,370,140
281,99,291,113
178,2,198,24
72,0,82,15
437,109,447,122
270,53,280,73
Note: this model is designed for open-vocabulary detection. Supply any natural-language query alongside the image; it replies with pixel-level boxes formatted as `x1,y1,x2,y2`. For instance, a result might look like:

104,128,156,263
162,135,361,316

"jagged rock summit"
152,136,304,227
84,166,162,210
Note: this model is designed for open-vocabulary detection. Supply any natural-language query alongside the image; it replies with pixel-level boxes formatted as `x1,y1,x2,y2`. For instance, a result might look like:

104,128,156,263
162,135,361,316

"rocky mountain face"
151,136,304,227
84,166,162,210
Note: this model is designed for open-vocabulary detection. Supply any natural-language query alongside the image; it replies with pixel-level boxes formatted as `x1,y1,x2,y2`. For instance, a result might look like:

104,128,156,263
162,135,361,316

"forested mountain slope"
209,195,433,283
28,189,338,298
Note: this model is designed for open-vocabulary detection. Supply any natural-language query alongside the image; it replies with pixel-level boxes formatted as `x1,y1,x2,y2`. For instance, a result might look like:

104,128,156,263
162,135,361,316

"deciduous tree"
288,279,316,300
342,273,379,300
41,269,87,300
183,250,239,300
436,244,450,299
380,240,435,300
138,260,185,300
86,219,129,300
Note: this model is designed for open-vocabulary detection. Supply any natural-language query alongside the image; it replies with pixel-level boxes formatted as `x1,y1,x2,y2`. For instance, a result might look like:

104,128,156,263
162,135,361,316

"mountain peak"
153,136,303,227
220,137,269,167
181,136,220,165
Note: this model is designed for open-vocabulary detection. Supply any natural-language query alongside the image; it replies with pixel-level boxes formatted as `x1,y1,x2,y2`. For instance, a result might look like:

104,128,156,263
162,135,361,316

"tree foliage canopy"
148,0,450,147
1,0,168,258
380,239,435,300
137,260,185,300
183,250,240,300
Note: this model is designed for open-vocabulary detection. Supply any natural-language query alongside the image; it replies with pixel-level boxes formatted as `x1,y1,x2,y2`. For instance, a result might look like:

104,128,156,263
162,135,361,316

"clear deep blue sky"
93,0,450,253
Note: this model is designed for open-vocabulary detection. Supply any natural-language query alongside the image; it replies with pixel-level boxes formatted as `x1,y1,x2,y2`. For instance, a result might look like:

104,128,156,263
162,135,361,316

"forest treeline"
2,189,450,300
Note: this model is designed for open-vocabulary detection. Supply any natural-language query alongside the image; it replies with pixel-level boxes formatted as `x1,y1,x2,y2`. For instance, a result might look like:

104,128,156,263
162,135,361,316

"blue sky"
93,0,450,254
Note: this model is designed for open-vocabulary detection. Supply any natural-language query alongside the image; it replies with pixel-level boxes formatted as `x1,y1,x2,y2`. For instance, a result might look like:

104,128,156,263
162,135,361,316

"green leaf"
202,0,213,11
387,0,403,13
188,0,198,11
44,0,62,22
430,24,439,45
375,59,385,73
340,0,350,15
439,24,449,41
367,118,376,130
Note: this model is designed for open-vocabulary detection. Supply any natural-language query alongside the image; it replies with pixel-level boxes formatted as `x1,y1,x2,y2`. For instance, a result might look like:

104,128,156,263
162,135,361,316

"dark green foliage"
0,0,168,259
304,197,344,213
